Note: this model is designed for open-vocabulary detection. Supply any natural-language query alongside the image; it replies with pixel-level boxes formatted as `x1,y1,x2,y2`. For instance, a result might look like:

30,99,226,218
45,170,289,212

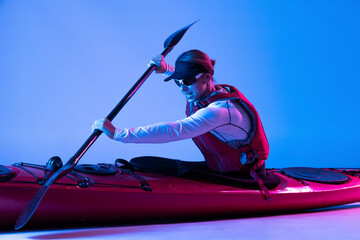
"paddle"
15,20,198,230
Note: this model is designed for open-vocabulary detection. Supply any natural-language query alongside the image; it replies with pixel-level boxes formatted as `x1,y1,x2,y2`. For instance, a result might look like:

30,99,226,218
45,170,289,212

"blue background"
1,1,359,168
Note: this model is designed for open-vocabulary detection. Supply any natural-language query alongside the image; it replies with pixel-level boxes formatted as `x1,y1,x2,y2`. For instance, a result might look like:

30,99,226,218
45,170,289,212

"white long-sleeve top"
113,86,252,144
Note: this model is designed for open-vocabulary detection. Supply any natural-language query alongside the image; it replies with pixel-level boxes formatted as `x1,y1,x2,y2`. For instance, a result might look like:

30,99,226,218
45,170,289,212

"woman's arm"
112,103,231,143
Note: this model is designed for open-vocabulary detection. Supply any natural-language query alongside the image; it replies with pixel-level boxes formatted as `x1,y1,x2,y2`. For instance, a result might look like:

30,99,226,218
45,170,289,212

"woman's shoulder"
208,99,244,122
191,100,230,124
207,99,237,110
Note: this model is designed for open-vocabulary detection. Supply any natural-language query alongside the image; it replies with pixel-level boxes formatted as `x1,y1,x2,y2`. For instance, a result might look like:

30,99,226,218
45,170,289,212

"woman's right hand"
148,54,167,73
92,118,115,139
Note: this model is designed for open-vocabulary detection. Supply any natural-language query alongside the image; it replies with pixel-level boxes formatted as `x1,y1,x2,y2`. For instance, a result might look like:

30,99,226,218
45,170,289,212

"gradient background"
1,1,359,168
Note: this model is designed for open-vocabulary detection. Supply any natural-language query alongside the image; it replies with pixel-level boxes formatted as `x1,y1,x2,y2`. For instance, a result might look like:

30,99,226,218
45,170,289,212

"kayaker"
93,50,269,176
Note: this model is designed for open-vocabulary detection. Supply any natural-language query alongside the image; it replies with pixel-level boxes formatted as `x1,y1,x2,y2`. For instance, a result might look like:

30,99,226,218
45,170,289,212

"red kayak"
1,156,360,229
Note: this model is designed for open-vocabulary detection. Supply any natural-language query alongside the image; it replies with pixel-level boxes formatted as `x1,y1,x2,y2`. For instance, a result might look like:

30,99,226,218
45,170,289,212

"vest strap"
197,92,238,107
249,168,272,203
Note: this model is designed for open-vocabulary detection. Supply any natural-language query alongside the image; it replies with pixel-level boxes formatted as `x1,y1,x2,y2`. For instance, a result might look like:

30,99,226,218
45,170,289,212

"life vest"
185,84,269,174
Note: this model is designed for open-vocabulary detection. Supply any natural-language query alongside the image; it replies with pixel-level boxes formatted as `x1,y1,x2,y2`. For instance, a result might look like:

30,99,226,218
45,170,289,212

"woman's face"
175,74,210,103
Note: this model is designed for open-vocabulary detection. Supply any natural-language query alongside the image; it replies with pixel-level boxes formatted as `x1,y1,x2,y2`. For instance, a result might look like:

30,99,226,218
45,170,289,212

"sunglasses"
174,73,204,87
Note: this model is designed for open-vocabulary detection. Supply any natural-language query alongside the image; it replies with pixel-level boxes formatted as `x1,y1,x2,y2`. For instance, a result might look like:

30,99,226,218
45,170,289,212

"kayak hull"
1,163,360,229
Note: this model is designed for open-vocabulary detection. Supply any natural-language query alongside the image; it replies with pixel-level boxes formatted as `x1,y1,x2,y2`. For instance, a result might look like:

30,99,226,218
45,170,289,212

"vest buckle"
240,153,257,166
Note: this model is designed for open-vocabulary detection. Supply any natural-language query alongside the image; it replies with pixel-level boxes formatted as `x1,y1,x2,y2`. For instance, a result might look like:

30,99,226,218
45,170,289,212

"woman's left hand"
148,54,167,73
92,118,115,139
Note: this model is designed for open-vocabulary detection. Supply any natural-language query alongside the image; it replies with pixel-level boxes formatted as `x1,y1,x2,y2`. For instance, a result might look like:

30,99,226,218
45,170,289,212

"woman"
92,50,269,175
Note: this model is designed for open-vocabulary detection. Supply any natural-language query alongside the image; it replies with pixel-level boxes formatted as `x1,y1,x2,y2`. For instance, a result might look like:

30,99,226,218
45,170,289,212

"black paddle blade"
14,183,49,230
163,20,199,49
14,165,72,230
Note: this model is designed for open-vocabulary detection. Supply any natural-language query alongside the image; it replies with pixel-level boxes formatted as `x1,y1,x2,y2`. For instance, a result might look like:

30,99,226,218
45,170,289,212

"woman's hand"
148,54,167,73
92,118,115,139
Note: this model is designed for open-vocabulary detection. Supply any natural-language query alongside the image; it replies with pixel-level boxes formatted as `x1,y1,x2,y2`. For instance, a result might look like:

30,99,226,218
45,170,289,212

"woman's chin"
186,96,198,103
184,93,196,103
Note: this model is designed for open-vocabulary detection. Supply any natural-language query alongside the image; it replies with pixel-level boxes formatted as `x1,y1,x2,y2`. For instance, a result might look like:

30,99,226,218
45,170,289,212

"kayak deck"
0,159,360,229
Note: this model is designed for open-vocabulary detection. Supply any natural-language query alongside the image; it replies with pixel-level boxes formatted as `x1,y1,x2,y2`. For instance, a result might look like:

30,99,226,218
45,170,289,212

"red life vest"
185,84,269,173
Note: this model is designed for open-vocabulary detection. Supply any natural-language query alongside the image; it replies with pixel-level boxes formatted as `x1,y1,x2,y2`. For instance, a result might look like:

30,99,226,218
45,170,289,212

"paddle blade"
163,20,199,49
14,183,50,230
14,166,71,230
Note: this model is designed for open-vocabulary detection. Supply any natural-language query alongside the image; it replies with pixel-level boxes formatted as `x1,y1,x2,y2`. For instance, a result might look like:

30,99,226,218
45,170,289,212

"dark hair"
176,50,216,76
